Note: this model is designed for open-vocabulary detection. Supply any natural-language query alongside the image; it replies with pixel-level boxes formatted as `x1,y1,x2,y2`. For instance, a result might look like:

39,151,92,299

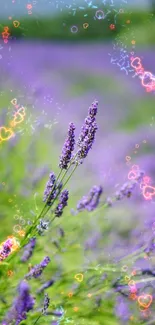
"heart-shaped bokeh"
128,170,137,180
143,185,155,200
0,127,14,141
74,273,83,282
131,164,139,171
138,294,153,309
10,112,24,127
131,57,142,70
141,71,154,89
11,98,17,106
18,106,26,117
13,20,20,28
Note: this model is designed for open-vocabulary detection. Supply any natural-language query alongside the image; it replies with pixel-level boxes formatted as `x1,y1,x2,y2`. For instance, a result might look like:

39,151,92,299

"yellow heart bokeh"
138,294,152,309
13,20,20,28
74,273,83,282
10,112,24,127
0,127,14,141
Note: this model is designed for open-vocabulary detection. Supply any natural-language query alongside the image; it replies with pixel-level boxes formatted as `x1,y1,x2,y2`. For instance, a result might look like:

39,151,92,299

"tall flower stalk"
9,100,99,252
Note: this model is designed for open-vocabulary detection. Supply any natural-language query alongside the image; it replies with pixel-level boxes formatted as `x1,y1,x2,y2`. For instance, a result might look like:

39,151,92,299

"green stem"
118,244,148,265
33,315,41,325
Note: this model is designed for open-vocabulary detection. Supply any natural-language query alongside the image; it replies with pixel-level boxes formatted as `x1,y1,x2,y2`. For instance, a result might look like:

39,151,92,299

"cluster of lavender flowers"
2,255,51,324
2,281,35,325
115,171,144,201
3,99,154,325
38,100,99,232
2,101,99,324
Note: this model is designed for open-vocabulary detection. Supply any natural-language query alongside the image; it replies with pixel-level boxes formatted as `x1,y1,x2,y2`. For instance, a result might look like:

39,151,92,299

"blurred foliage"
0,9,154,44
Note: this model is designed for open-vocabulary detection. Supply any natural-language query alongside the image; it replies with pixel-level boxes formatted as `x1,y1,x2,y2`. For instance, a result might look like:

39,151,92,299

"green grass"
0,9,154,44
119,96,155,131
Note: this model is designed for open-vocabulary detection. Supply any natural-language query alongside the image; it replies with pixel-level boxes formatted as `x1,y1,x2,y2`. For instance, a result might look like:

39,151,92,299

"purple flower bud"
42,293,50,315
37,219,49,236
115,180,138,200
77,100,98,147
43,172,56,206
77,101,98,164
88,100,98,118
40,256,50,268
37,279,55,294
55,189,69,217
77,121,98,163
21,238,36,262
77,185,103,212
59,122,75,169
88,185,103,211
135,170,145,182
2,281,35,325
25,256,50,279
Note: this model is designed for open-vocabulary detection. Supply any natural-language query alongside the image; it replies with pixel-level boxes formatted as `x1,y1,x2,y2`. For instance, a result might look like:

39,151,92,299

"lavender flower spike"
21,237,36,262
77,100,98,163
43,172,56,206
115,170,144,201
59,122,75,169
77,185,103,212
42,293,50,315
55,189,69,217
2,280,35,325
37,278,55,294
25,256,50,279
77,100,98,146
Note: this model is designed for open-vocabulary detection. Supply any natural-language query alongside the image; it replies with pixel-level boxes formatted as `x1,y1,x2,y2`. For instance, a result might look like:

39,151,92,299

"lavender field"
0,40,155,325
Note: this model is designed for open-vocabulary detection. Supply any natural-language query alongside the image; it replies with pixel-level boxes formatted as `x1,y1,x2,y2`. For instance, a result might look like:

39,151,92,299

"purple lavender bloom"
37,219,49,236
77,185,103,212
88,100,98,118
115,296,130,323
25,256,50,279
37,279,55,294
21,237,36,262
3,281,34,325
115,180,138,200
43,172,56,206
77,100,98,163
54,189,69,217
88,185,103,211
59,122,75,169
42,293,50,315
114,170,144,202
135,170,145,182
77,100,98,146
77,121,98,163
